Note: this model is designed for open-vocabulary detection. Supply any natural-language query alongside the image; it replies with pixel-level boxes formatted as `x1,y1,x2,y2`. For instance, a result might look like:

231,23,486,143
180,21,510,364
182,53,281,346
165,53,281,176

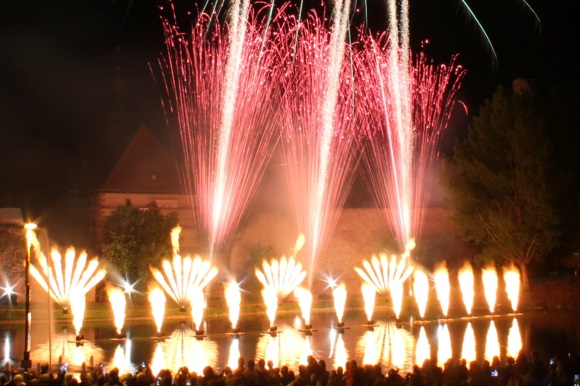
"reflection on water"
31,330,105,367
5,311,580,374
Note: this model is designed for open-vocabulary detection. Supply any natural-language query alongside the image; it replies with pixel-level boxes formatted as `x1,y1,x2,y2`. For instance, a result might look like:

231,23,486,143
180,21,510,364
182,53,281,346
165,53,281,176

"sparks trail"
279,5,360,287
355,31,465,251
158,2,281,256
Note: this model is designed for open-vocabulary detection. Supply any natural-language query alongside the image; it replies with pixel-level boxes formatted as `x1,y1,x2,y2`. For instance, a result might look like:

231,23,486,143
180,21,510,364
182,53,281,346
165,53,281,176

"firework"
332,283,347,325
106,285,127,336
255,252,307,300
159,0,280,256
225,282,242,331
148,287,167,334
279,1,359,286
412,269,429,319
294,287,313,327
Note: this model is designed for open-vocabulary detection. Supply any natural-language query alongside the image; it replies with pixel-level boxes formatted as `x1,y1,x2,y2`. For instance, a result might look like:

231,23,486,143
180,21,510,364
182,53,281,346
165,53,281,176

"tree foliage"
441,85,560,288
0,225,25,291
101,202,179,290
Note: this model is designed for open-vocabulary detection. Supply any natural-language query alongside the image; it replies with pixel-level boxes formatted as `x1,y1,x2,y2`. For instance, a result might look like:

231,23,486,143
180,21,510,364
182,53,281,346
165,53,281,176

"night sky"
0,0,578,242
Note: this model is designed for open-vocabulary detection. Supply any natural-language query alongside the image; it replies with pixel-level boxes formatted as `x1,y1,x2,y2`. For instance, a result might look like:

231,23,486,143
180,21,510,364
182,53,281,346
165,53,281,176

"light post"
21,222,37,371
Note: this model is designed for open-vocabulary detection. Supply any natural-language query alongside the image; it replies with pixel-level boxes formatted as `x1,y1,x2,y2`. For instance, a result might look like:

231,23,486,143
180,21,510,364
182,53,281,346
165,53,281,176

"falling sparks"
482,266,498,314
279,3,359,286
503,264,521,312
412,269,429,319
159,0,280,256
106,285,127,335
150,228,218,311
434,263,450,317
148,287,167,334
458,262,475,315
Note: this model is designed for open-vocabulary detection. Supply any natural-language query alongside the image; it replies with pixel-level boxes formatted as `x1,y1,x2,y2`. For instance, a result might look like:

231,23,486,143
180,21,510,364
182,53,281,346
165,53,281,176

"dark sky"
0,0,578,238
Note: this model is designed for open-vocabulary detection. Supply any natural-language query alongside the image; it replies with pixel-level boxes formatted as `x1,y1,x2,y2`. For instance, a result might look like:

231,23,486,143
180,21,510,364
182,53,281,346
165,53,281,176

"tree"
0,225,25,295
101,202,179,293
440,84,560,290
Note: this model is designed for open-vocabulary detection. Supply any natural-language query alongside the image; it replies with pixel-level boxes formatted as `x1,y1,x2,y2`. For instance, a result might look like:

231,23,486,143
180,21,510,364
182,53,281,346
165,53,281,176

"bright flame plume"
412,269,429,318
225,282,242,330
262,288,278,327
484,321,500,361
482,266,498,314
70,291,86,335
507,318,522,359
148,287,167,333
503,264,520,312
437,324,452,367
332,283,347,323
461,323,476,363
255,254,307,300
294,287,313,326
434,263,450,317
106,285,127,335
361,283,376,322
458,262,475,315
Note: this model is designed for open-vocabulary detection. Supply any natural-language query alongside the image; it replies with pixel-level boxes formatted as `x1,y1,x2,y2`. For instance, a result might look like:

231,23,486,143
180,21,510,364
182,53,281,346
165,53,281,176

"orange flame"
458,262,475,315
148,287,166,333
225,282,242,330
482,266,498,314
412,269,429,318
503,264,520,312
106,285,127,335
294,287,313,325
434,262,450,317
361,283,376,322
332,283,347,323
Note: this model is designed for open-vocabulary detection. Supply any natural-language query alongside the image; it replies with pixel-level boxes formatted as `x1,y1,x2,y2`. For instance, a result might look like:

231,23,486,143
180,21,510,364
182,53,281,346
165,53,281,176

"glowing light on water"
31,330,105,367
256,324,305,369
150,343,165,377
356,321,415,371
111,340,134,375
150,228,218,311
107,286,127,335
332,283,347,324
484,321,500,361
458,262,475,315
294,287,313,326
29,234,106,313
437,324,452,367
279,1,358,286
461,323,476,363
361,283,376,323
434,263,450,317
227,337,240,369
503,265,521,312
159,0,280,256
255,254,307,300
329,328,349,368
152,328,218,374
355,241,415,319
507,318,522,359
225,282,242,330
482,266,498,314
415,326,430,366
3,335,11,365
412,269,429,318
148,287,166,333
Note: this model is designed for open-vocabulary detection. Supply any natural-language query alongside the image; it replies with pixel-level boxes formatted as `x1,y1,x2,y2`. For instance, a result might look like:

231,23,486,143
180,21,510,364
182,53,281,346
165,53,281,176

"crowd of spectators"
3,351,580,386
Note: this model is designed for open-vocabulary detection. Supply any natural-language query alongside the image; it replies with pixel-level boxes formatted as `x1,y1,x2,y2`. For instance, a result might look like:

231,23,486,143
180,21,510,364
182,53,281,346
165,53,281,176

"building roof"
99,123,183,194
0,208,23,225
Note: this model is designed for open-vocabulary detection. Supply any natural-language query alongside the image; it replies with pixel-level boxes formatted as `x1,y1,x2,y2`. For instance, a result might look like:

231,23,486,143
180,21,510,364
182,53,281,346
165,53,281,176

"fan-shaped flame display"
29,232,106,313
458,262,475,315
412,269,429,318
148,287,166,333
503,265,521,312
434,263,450,317
150,227,218,311
106,285,127,335
355,240,415,319
255,255,307,300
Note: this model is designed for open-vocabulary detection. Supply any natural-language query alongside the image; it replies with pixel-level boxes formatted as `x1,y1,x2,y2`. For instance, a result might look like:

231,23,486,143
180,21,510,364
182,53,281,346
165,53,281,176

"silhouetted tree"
440,84,560,290
101,202,179,293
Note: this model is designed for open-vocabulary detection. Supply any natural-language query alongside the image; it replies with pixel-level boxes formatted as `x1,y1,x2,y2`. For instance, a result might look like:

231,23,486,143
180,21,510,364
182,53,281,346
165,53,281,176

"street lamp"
21,222,37,371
